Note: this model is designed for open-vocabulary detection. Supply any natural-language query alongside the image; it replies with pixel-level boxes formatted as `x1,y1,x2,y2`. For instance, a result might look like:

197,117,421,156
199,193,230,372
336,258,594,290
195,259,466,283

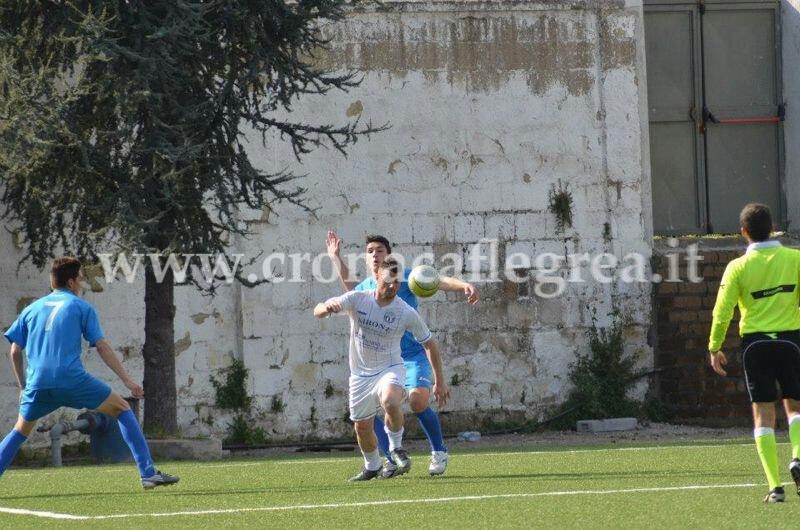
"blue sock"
416,407,447,452
117,410,157,478
0,430,27,477
372,415,394,464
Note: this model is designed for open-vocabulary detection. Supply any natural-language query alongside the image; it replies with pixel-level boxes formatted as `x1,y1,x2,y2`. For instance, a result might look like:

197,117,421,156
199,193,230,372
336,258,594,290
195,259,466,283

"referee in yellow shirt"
709,203,800,503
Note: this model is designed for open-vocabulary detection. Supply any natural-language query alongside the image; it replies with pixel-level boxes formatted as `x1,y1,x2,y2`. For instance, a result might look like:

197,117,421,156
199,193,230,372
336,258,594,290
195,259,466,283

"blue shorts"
20,375,112,421
403,351,433,390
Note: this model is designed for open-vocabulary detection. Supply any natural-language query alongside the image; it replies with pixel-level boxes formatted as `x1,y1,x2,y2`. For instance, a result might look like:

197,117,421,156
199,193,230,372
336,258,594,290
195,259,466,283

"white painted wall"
0,0,654,445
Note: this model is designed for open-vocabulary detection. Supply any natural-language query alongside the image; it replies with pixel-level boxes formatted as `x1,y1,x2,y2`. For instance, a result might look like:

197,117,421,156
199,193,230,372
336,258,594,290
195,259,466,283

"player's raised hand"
326,231,342,258
464,283,479,305
433,380,450,409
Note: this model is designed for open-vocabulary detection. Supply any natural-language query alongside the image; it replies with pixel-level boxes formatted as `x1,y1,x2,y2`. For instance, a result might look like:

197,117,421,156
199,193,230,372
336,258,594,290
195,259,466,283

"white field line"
0,483,761,520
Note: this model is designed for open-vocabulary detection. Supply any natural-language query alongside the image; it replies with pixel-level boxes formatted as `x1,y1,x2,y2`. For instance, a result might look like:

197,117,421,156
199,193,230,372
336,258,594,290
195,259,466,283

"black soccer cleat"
349,467,381,482
142,470,180,489
763,487,785,503
789,458,800,496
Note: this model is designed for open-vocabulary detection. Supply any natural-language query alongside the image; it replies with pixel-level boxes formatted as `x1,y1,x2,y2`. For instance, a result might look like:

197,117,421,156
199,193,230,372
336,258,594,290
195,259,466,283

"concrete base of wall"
147,438,226,460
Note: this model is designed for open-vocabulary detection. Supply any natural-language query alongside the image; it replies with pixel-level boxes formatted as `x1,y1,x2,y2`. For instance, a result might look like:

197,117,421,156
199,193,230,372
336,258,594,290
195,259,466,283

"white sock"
363,449,382,471
385,425,404,452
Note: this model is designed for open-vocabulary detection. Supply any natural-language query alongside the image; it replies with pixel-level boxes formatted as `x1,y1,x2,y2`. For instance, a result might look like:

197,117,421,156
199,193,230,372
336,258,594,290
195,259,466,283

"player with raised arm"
0,257,179,489
314,258,448,481
326,231,477,476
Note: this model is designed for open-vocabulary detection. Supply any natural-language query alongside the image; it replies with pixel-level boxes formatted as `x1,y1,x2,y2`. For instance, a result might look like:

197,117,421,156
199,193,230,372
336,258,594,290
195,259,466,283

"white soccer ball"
408,265,440,298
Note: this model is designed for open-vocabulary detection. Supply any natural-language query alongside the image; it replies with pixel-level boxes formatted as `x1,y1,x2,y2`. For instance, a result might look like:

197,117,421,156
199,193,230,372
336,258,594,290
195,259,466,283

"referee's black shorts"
742,330,800,403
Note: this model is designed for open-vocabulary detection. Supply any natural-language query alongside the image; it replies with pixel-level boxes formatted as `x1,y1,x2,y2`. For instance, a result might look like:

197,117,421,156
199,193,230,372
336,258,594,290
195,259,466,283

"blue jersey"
4,289,104,390
355,267,426,358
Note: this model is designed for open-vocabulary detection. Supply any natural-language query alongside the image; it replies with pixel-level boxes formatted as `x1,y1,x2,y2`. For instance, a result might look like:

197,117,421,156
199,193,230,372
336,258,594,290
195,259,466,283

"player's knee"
100,393,131,416
408,390,430,413
353,420,373,436
14,418,36,437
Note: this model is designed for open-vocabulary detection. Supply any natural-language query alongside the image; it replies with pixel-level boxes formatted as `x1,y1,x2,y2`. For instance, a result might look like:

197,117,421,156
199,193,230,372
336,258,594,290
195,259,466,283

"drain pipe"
37,413,98,467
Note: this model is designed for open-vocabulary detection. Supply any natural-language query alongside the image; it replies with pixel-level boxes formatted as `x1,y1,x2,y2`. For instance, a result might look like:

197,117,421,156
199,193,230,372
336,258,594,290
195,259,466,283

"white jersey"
332,290,432,377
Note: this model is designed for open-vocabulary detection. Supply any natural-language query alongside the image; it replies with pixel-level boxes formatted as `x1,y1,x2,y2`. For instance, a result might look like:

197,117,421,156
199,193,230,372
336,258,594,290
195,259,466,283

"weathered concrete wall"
783,0,800,229
0,0,654,444
237,0,654,439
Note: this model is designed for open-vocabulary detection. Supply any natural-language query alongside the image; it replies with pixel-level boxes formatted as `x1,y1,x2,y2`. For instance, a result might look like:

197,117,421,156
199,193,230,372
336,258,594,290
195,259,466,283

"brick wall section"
653,237,800,426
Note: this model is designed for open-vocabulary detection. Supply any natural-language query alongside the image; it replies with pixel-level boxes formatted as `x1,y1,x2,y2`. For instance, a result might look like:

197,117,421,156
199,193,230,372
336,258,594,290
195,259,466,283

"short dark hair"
51,257,82,288
740,203,773,242
366,234,391,254
379,257,400,277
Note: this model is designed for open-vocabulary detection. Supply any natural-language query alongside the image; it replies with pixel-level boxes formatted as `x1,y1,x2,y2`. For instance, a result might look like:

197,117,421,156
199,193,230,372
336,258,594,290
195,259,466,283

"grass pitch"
0,440,797,528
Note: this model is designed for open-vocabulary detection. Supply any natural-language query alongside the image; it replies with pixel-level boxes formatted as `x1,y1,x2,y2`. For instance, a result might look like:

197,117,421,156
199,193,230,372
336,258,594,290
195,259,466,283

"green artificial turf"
0,441,797,529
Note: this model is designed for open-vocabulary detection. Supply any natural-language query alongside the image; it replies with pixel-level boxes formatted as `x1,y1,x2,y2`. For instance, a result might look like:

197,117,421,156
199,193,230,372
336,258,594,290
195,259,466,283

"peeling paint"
388,159,404,175
119,344,138,361
81,264,107,293
318,14,598,95
16,297,35,314
346,100,364,117
431,155,449,171
175,332,192,356
191,310,221,325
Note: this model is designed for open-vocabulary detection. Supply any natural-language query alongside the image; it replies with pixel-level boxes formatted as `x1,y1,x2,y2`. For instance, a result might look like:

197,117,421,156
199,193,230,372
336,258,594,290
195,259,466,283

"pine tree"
0,1,381,435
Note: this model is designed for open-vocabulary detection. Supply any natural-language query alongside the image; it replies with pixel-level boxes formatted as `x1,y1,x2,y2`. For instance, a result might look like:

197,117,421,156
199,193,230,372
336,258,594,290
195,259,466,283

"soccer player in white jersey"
326,231,477,476
314,258,448,481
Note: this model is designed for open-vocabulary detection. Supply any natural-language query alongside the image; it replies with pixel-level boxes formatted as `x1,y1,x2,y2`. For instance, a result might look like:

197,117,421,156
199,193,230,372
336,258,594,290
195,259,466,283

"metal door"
644,0,784,234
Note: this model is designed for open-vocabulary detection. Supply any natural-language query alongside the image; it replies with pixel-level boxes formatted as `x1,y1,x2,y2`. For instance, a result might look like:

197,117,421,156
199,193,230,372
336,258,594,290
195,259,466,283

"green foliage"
224,413,268,446
0,1,384,270
551,316,641,429
602,222,612,242
210,358,253,411
324,380,335,399
271,395,285,413
548,180,574,233
211,358,274,446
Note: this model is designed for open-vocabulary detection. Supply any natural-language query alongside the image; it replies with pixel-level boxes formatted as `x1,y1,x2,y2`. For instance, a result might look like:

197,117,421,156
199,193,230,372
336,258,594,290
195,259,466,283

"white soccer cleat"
389,448,411,475
428,450,448,476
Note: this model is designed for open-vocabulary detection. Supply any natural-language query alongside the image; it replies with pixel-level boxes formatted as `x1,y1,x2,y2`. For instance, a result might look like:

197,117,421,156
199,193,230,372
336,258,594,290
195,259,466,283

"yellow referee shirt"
708,241,800,352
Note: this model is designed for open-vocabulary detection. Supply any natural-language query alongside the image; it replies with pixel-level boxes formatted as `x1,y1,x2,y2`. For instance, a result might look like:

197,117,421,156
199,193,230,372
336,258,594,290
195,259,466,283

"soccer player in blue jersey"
1,257,178,489
326,231,478,476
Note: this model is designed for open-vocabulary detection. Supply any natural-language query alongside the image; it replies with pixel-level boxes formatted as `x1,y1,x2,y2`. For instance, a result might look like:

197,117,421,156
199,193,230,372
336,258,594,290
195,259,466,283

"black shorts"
742,330,800,403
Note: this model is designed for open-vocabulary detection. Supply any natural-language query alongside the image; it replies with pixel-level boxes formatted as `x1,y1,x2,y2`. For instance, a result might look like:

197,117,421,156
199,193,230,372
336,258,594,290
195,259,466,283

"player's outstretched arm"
9,342,25,391
95,339,144,398
423,339,449,408
326,231,358,291
438,276,479,305
314,299,343,318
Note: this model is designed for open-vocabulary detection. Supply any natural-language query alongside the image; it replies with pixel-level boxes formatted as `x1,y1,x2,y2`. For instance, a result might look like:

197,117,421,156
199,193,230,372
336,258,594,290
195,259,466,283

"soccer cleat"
349,467,380,482
141,470,180,489
428,450,448,476
789,458,800,496
763,487,785,503
389,448,411,475
379,460,400,479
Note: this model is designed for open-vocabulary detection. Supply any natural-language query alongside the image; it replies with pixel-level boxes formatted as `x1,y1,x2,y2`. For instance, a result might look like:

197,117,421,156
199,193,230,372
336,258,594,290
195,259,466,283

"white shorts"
349,365,407,421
